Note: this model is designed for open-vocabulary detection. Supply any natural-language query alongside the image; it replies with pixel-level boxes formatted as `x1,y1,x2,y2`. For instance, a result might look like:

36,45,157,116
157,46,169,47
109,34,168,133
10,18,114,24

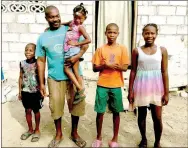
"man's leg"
71,115,79,138
67,78,86,147
54,117,63,140
47,78,66,147
150,104,163,147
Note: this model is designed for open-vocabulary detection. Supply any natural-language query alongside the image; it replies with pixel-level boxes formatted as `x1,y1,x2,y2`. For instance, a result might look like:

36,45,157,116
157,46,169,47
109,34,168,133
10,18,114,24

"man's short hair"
45,5,58,16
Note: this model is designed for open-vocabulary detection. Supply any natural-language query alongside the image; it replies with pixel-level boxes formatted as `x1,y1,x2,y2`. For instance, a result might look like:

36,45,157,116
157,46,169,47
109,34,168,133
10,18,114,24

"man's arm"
37,57,46,86
37,56,47,97
61,20,72,26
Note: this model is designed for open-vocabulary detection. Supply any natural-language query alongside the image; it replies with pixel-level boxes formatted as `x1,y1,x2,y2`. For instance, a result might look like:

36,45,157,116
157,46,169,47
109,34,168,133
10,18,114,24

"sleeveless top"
20,59,39,93
133,46,164,107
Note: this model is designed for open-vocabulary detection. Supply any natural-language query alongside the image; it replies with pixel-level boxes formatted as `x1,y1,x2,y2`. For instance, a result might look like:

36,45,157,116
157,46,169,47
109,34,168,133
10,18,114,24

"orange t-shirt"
92,44,130,88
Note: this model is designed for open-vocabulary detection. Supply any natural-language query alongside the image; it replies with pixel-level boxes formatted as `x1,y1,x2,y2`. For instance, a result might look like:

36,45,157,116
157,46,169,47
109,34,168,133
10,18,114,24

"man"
36,6,88,148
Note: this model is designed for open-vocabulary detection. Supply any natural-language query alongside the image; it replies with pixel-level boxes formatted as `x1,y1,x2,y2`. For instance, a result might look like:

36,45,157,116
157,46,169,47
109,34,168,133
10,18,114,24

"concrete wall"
2,1,94,77
1,1,187,87
136,1,188,88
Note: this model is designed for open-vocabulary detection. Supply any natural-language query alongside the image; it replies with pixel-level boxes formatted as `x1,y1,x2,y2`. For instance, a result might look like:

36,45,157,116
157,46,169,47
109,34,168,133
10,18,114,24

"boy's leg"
25,109,33,132
96,113,104,140
32,92,43,134
94,86,108,140
150,104,162,147
112,112,120,142
138,106,148,146
108,88,123,143
34,111,40,133
21,92,33,132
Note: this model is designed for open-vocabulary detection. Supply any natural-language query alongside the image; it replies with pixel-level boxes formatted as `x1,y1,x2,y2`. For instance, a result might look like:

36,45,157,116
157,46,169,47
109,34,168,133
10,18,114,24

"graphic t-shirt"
20,59,39,93
92,44,130,88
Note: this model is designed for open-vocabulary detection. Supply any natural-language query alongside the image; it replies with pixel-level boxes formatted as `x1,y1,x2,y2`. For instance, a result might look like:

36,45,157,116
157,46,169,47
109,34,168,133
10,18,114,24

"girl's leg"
96,113,104,140
138,106,148,146
150,104,163,147
25,109,33,132
72,61,83,89
111,112,120,142
64,61,83,91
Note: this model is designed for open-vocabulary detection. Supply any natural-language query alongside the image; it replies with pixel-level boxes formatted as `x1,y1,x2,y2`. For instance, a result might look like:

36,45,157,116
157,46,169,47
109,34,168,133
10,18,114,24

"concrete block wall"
2,1,94,80
2,1,187,87
137,1,188,88
137,1,187,47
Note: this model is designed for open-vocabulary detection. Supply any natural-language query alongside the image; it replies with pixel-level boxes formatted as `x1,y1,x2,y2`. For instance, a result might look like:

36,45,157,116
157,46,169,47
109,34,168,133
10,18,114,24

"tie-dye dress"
133,46,164,107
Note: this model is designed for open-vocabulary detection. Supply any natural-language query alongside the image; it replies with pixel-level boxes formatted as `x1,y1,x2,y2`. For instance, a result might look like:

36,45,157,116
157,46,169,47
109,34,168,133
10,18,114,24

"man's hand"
40,84,48,97
67,40,79,46
162,94,169,106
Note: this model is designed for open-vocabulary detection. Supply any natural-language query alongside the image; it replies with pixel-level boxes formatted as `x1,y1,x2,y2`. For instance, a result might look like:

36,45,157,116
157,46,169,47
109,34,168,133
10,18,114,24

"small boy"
91,23,130,147
18,43,43,142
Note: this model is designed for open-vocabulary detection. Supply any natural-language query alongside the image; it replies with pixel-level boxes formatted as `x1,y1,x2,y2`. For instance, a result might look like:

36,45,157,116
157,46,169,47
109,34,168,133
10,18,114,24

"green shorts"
94,86,124,113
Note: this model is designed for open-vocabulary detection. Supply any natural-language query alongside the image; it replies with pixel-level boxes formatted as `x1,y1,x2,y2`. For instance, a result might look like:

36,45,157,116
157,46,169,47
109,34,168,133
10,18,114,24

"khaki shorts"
47,78,85,120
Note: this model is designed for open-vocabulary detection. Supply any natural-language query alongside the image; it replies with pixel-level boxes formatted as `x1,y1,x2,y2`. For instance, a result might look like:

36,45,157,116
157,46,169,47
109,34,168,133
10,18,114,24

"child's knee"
33,109,40,114
25,109,32,114
97,113,104,118
112,112,120,116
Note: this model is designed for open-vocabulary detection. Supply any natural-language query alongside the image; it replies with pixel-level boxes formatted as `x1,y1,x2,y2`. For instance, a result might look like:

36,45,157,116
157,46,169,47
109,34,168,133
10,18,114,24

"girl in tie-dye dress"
128,23,169,148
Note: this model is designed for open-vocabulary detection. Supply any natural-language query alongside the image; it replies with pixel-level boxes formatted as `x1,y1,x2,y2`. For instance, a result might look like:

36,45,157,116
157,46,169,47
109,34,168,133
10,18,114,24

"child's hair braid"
73,3,88,17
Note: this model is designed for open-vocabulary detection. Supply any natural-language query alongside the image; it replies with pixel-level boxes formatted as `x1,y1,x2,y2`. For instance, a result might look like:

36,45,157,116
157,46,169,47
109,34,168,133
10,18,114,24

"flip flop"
108,141,119,148
20,131,33,140
48,138,63,148
92,139,102,147
70,136,87,148
31,133,40,142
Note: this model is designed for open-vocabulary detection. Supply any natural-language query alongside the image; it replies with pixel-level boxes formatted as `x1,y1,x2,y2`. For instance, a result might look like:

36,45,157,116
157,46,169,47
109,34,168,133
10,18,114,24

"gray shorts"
64,47,80,59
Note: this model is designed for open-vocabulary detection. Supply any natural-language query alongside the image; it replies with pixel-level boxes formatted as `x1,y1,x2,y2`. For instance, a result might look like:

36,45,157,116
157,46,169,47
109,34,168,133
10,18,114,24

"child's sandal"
77,88,85,95
73,94,86,104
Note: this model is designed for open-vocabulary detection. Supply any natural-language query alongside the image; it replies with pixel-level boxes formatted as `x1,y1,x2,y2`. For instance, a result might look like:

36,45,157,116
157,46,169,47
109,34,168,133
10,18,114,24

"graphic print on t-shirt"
109,54,115,64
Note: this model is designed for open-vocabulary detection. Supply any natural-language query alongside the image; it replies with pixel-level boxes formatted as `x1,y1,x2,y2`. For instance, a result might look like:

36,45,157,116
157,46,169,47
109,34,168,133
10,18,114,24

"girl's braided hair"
73,3,88,17
142,23,159,34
